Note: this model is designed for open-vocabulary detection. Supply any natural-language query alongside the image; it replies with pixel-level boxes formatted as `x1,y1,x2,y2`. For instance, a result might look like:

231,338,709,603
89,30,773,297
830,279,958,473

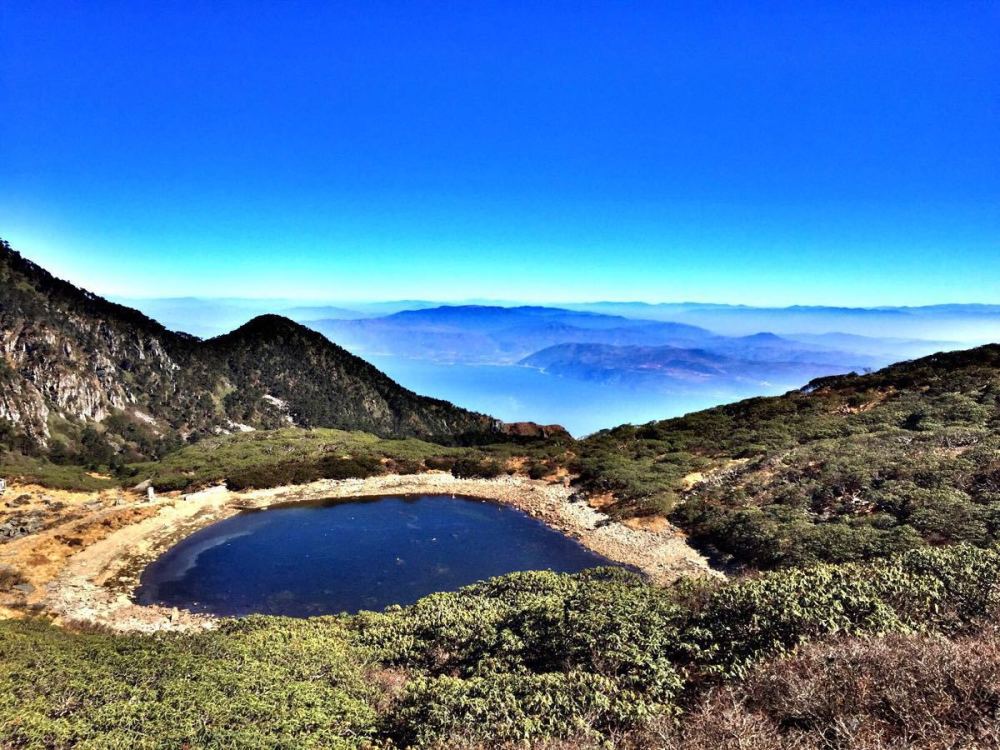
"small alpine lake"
135,494,618,616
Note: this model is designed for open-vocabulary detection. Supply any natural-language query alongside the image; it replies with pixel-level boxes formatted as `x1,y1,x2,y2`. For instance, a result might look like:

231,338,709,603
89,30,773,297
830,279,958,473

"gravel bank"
3,474,718,633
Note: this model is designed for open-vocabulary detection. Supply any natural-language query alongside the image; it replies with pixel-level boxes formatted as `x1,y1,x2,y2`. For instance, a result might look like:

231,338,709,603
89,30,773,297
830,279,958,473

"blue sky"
1,1,997,305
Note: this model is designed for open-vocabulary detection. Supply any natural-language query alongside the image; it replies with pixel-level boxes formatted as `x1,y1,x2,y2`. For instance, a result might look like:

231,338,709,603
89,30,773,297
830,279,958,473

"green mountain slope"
577,344,1000,569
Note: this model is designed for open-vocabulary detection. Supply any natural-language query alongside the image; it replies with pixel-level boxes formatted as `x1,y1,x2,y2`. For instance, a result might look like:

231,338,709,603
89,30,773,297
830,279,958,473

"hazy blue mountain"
278,305,371,321
522,344,732,379
109,296,312,338
112,297,987,436
367,354,753,437
308,305,714,364
304,306,906,434
306,305,892,372
784,332,961,359
702,333,882,367
284,301,451,319
116,298,519,337
559,302,1000,342
120,296,994,347
520,342,875,392
372,305,656,331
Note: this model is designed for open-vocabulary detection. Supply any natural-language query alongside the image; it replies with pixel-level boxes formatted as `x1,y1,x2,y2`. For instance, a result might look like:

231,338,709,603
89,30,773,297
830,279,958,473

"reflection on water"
136,495,617,616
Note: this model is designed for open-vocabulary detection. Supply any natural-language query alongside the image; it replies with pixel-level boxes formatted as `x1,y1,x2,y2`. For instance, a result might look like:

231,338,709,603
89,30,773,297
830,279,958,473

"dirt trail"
1,474,718,633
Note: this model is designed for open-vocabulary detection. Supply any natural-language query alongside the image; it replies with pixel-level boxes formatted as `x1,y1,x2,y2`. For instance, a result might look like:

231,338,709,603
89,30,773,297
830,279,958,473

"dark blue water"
136,495,616,616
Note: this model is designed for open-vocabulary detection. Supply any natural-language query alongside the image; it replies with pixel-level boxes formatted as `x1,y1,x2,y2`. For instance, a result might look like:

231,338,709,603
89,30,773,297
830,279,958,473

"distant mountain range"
307,306,712,365
113,296,1000,345
302,304,968,395
103,290,995,436
109,297,452,337
520,341,874,391
559,302,1000,342
0,241,501,461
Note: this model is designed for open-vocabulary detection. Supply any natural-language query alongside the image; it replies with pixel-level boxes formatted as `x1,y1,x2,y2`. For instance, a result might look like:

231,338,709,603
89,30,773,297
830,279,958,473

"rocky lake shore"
0,472,717,632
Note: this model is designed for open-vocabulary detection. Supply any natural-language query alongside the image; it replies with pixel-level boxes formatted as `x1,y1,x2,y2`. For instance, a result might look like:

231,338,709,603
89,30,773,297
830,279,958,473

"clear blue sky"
1,1,997,305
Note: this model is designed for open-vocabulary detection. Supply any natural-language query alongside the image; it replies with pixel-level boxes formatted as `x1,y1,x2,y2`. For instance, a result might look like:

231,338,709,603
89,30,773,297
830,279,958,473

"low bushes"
655,629,1000,749
0,453,118,491
0,564,26,592
131,427,470,492
352,545,1000,745
0,616,380,749
224,460,323,490
394,672,625,747
450,457,505,479
2,545,999,748
224,454,386,490
423,456,456,471
316,454,385,480
742,630,1000,749
129,427,569,492
682,544,1000,677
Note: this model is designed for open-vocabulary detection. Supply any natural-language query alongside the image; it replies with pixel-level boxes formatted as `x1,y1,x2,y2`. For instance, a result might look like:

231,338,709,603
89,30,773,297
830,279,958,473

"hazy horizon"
102,285,999,436
112,294,1000,311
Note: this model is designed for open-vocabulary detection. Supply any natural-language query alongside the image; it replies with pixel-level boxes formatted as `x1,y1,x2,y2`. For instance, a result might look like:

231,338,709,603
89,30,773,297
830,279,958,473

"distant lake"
136,495,617,616
368,355,791,436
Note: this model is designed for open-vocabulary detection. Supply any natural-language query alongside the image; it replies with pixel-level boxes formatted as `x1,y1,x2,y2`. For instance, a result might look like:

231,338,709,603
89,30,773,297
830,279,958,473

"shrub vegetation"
2,545,999,748
574,345,1000,569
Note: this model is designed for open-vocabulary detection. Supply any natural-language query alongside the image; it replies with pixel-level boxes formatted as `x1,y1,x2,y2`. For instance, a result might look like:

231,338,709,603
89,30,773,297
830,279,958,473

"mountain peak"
0,241,499,456
222,314,314,339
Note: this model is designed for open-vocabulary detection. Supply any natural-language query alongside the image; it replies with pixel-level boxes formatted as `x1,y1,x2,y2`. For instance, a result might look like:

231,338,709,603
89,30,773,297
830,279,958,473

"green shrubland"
126,428,458,491
574,344,1000,569
117,427,568,493
2,544,998,748
4,343,1000,746
0,452,118,491
660,627,1000,749
0,617,379,749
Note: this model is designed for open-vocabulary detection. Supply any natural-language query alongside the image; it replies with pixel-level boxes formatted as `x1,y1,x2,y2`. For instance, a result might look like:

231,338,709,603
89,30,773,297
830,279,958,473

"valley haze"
115,295,986,435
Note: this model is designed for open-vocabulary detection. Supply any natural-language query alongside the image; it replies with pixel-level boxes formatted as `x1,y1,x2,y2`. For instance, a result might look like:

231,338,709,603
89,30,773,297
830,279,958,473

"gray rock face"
0,314,179,442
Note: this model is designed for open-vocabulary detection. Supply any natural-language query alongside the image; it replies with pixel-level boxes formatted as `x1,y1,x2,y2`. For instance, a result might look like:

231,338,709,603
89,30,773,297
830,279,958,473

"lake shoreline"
1,473,717,633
